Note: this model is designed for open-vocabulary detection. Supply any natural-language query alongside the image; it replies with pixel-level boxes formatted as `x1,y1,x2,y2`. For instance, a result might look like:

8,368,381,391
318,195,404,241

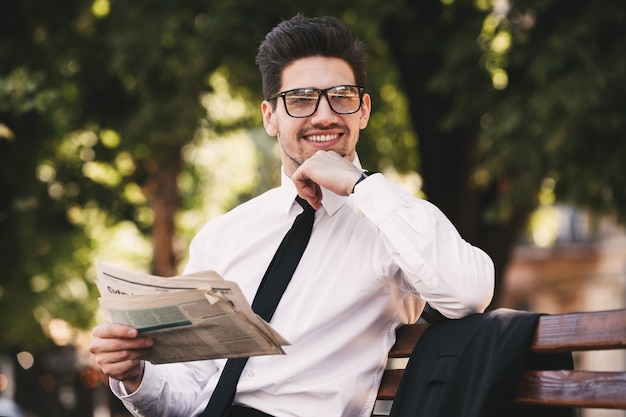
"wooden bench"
374,308,626,416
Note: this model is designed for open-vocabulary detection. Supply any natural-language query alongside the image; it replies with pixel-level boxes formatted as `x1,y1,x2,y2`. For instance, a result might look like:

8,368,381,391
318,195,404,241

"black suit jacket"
389,308,576,417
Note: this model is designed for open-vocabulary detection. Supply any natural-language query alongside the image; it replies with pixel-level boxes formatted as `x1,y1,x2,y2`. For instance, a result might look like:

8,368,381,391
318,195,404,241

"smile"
305,133,341,142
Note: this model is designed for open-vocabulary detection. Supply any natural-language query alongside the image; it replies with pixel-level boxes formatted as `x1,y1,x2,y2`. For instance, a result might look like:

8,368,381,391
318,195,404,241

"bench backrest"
375,308,626,415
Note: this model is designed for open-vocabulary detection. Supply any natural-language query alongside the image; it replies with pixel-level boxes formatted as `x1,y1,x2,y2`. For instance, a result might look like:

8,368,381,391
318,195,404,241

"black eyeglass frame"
268,85,365,118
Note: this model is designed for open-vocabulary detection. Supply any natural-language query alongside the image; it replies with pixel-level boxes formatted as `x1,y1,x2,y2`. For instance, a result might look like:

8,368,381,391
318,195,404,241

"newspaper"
95,260,289,364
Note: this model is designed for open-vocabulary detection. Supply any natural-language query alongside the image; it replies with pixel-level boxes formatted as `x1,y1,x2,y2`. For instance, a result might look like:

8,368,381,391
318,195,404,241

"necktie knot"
295,196,315,213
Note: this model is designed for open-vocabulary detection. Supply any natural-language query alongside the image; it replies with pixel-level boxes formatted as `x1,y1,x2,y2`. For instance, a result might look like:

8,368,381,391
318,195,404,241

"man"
90,15,494,417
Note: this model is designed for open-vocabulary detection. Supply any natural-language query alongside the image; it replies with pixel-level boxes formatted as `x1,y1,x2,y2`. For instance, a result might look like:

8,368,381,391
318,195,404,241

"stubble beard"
277,123,354,177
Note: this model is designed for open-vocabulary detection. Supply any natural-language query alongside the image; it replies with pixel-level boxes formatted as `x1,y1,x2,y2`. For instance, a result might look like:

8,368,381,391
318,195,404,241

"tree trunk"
141,156,181,277
380,2,537,306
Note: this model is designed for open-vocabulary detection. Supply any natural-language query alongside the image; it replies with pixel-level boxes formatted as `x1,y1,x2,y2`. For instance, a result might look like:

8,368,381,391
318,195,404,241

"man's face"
261,56,371,177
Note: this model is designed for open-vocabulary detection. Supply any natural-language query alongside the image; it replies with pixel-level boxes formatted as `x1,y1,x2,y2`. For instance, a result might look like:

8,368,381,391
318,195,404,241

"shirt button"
247,369,255,377
363,201,373,210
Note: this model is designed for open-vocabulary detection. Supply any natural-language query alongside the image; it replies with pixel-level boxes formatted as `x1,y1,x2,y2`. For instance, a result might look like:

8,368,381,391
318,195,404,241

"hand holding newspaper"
95,260,289,364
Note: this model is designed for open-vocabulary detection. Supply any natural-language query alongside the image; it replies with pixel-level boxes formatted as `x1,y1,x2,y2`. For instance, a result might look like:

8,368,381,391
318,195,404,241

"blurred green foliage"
1,0,625,351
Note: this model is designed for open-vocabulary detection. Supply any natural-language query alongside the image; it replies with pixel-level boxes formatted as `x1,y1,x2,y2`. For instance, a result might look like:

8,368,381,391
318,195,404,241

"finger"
92,322,139,339
95,345,152,367
292,171,318,198
294,178,322,209
99,357,145,382
311,183,323,210
297,179,317,198
92,342,151,381
90,334,153,354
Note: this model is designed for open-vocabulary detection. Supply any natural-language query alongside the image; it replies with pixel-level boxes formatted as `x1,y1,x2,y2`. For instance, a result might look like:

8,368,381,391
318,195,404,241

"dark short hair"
256,15,367,101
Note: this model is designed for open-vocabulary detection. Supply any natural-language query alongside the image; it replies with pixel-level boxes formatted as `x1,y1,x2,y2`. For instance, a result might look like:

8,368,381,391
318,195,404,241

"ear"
262,101,278,136
359,93,371,130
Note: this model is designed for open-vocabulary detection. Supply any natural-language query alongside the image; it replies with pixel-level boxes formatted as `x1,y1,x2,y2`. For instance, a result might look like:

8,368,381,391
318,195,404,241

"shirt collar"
278,154,363,217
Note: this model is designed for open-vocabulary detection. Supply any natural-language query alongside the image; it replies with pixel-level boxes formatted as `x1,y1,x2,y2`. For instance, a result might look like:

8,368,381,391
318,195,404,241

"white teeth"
306,134,338,142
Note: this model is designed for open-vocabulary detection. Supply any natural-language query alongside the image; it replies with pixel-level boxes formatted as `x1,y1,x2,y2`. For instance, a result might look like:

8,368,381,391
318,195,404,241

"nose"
311,93,339,121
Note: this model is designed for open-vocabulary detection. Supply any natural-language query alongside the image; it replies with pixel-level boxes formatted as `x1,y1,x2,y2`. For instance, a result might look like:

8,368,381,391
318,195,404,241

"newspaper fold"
95,260,289,364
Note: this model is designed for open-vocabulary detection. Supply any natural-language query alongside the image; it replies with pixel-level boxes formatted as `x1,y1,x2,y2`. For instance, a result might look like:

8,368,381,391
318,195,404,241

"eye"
329,86,359,101
285,89,318,105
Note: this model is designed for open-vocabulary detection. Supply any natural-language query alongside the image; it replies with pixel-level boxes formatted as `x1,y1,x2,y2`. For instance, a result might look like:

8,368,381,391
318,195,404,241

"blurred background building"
500,207,626,417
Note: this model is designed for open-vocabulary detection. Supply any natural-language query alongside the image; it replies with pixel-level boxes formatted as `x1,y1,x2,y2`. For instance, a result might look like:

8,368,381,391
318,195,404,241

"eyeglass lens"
283,86,361,117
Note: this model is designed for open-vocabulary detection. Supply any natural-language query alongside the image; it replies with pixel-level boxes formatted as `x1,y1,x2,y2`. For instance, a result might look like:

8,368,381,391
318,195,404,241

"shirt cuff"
109,362,162,410
349,173,404,222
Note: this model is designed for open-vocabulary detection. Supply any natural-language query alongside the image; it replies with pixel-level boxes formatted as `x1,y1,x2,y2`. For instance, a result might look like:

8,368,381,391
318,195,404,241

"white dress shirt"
111,161,494,417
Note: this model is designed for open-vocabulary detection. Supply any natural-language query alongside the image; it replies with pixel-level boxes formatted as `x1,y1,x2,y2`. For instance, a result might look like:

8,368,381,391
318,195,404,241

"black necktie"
200,197,315,417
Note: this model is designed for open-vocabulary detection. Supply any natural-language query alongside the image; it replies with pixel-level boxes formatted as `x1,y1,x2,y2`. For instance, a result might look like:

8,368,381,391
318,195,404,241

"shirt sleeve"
110,359,220,416
349,173,495,319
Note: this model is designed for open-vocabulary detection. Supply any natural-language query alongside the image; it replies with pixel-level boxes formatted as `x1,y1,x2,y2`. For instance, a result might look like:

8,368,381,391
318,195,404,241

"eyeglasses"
268,85,365,118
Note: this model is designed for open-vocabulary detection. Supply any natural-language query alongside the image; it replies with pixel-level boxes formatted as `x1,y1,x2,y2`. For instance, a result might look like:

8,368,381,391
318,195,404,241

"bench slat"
514,370,626,409
378,369,626,408
388,309,626,357
377,369,403,400
530,309,626,352
388,324,428,357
